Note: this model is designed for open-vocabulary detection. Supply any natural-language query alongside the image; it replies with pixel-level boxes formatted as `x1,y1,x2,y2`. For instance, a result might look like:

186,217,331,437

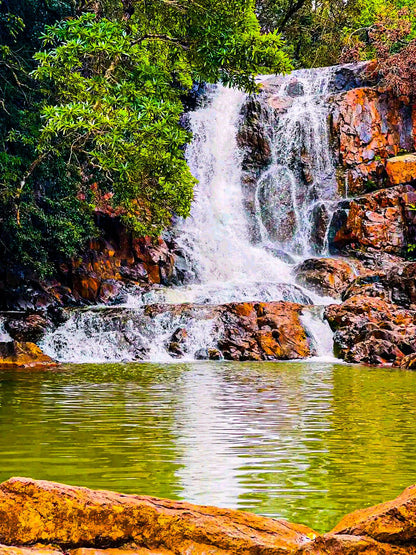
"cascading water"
42,67,344,363
253,69,338,254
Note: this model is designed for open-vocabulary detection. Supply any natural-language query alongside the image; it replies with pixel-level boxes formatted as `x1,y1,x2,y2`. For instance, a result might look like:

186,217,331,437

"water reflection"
0,361,416,532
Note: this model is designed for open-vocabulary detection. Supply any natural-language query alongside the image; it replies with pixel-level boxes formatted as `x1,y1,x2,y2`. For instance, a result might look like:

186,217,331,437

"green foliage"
256,0,361,67
0,0,292,277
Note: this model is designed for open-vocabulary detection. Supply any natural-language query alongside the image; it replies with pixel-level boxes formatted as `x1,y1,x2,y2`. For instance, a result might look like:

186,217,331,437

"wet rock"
294,258,356,299
5,314,49,343
194,348,209,360
238,98,272,171
207,348,223,360
310,204,330,252
0,477,316,554
295,533,416,554
168,327,188,357
386,153,416,186
401,353,416,369
0,341,57,368
342,274,389,302
333,185,415,255
325,295,416,365
331,484,416,545
219,302,312,361
286,80,304,97
330,87,416,195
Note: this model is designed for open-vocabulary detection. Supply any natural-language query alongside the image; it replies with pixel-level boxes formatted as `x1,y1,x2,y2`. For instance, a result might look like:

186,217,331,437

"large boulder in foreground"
2,478,416,554
0,477,316,554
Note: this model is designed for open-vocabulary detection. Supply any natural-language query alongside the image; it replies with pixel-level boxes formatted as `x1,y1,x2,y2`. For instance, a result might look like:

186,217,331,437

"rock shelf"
0,478,416,554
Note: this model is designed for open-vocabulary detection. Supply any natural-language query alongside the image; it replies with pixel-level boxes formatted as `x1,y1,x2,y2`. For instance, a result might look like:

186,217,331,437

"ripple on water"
0,360,416,533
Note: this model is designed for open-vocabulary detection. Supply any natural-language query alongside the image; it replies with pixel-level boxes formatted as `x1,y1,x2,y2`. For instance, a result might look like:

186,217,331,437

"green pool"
1,360,415,533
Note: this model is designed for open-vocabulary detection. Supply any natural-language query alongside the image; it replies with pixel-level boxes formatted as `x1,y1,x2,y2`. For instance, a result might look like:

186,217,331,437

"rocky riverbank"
0,477,416,554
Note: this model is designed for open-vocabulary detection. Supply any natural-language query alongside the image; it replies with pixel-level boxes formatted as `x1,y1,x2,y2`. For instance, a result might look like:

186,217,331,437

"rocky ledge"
1,478,416,554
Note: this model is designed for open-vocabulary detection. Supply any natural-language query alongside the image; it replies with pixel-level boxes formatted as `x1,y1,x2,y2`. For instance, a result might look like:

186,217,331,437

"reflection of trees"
0,364,186,499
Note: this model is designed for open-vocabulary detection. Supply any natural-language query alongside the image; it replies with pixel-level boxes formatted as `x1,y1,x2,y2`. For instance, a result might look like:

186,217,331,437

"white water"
42,68,342,363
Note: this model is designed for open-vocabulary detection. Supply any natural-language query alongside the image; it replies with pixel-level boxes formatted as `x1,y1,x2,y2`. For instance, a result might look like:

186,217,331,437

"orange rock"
295,533,416,554
333,185,414,255
330,87,416,194
385,154,416,186
294,258,356,299
0,342,57,369
330,484,416,545
0,478,317,554
0,546,62,555
70,548,172,555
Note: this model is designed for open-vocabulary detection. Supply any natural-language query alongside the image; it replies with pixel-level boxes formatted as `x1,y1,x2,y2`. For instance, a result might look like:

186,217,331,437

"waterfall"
42,67,344,363
252,69,338,254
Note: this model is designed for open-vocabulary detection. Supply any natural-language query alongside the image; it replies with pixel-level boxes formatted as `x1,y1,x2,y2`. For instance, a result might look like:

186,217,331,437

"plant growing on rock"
341,2,416,98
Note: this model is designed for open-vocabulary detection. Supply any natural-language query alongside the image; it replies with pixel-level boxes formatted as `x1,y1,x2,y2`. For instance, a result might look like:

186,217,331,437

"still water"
1,361,415,532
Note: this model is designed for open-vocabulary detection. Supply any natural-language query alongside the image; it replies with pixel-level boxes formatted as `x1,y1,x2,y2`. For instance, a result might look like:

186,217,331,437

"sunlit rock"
294,258,356,299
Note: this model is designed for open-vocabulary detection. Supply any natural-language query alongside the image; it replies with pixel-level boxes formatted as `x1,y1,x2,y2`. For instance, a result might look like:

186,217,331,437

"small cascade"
251,68,339,255
41,66,351,363
301,307,335,361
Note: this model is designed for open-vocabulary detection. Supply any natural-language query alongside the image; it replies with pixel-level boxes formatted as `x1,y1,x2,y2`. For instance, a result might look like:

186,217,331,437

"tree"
341,1,416,98
0,0,292,276
256,0,361,67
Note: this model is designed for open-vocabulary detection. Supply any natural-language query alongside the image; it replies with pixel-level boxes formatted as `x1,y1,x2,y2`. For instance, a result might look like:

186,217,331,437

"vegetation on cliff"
0,0,291,276
0,0,415,277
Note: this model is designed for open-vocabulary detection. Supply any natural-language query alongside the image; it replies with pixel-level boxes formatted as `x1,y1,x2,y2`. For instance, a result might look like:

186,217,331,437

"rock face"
325,294,416,366
2,478,416,554
0,341,56,368
294,258,356,299
333,185,416,255
330,87,416,195
0,477,316,554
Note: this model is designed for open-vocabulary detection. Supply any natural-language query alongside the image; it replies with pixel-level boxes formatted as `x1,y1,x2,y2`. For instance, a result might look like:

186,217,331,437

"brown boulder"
333,185,415,255
386,154,416,186
331,484,416,545
219,302,312,361
325,295,416,366
295,534,416,554
5,314,49,343
0,477,316,554
400,353,416,369
0,341,57,369
294,258,356,299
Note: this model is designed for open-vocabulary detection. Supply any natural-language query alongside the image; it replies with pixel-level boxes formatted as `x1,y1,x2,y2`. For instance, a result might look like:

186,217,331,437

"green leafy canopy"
32,1,292,236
